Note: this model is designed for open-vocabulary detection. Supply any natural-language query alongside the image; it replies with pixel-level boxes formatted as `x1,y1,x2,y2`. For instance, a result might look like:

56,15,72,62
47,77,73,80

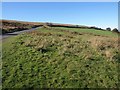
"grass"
53,27,118,37
2,27,119,88
0,40,1,90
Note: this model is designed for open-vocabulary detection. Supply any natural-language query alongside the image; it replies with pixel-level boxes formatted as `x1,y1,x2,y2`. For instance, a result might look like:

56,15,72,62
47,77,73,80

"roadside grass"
2,27,119,88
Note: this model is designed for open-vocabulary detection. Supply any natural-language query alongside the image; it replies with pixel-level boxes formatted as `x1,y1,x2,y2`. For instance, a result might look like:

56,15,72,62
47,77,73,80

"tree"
75,25,79,28
46,22,52,26
112,28,119,33
106,27,111,31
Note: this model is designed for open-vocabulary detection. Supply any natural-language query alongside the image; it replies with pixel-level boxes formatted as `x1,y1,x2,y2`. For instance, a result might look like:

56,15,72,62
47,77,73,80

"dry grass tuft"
89,36,118,50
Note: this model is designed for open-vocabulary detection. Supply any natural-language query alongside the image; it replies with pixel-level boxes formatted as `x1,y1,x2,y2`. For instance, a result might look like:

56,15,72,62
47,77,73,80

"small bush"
106,27,111,31
112,28,119,33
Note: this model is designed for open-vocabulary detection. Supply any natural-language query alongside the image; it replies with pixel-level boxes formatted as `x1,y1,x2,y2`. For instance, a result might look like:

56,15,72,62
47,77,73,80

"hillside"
1,20,43,34
1,19,108,35
2,26,119,88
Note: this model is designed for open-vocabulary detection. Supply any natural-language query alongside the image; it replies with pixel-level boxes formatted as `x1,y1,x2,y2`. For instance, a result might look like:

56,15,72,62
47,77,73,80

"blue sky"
2,2,118,29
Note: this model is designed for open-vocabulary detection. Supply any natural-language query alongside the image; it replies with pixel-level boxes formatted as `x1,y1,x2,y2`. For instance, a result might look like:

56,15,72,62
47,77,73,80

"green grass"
53,27,118,37
2,27,119,88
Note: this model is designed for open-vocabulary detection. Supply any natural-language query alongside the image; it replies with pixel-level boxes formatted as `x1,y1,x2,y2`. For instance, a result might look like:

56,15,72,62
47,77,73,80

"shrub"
112,28,119,33
106,27,111,31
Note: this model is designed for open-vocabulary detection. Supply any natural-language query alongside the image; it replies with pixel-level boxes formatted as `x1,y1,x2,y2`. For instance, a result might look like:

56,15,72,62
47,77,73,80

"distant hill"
0,19,107,34
1,19,43,34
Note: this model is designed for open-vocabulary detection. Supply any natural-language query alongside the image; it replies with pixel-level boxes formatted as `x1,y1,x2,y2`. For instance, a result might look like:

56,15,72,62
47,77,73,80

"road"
0,27,41,40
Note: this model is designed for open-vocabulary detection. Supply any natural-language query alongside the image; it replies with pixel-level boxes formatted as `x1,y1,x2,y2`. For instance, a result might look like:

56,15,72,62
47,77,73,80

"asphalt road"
0,27,41,40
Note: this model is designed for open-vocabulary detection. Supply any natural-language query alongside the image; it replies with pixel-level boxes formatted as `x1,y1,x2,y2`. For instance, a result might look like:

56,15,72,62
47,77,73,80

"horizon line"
1,19,118,30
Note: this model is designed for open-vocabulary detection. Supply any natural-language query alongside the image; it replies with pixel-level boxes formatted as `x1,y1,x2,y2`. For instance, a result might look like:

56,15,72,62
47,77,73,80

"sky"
2,2,118,29
2,0,120,2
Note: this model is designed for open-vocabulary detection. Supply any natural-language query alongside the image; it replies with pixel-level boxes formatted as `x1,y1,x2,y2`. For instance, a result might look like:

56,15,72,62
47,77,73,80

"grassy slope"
53,27,118,37
2,27,119,88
